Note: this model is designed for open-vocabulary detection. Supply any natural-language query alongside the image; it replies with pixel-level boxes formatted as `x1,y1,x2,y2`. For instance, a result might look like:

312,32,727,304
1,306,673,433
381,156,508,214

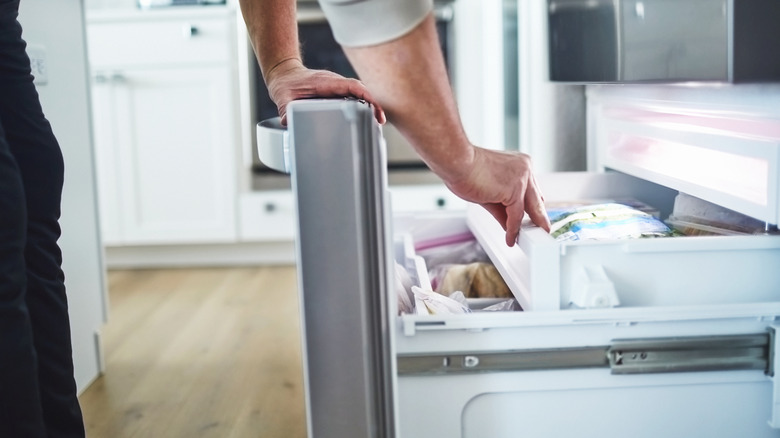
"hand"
443,146,551,246
265,58,386,125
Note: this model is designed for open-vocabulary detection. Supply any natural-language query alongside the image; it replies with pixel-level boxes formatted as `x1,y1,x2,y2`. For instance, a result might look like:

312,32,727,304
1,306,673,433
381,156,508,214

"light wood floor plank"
79,266,306,438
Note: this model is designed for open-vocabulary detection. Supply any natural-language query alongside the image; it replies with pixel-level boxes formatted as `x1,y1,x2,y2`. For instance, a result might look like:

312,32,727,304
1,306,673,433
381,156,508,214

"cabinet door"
111,66,237,244
91,73,124,245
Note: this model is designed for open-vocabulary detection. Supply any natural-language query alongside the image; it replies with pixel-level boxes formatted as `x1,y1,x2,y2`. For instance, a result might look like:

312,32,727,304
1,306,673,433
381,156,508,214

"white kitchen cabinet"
87,8,239,245
238,190,297,242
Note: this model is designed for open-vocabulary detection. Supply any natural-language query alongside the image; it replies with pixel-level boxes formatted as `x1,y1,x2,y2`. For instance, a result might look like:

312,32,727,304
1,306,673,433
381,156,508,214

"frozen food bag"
547,202,674,241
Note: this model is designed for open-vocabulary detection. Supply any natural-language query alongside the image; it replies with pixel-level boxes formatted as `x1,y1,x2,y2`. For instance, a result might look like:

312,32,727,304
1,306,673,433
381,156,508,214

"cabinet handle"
264,203,276,213
94,73,108,84
436,197,446,208
182,24,199,38
110,73,126,83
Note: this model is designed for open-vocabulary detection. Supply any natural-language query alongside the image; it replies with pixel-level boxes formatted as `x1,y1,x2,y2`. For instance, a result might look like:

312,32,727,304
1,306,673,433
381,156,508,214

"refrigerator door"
285,99,398,438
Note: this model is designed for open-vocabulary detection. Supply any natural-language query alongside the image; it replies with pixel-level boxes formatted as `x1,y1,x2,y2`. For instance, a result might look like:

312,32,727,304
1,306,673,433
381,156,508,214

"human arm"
237,0,385,124
342,13,551,245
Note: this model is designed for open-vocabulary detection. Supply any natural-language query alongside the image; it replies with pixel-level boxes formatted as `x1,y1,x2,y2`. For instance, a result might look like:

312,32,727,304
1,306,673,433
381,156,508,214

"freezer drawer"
394,208,780,438
466,172,780,312
267,99,780,438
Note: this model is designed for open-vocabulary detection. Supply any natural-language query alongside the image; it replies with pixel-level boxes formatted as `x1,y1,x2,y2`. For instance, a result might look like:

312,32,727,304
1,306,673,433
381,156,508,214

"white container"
467,172,780,311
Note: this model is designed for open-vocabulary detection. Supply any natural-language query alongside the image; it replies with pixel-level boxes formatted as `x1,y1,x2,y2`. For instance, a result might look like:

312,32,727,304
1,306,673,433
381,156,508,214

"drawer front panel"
395,309,780,438
88,17,230,67
239,191,297,241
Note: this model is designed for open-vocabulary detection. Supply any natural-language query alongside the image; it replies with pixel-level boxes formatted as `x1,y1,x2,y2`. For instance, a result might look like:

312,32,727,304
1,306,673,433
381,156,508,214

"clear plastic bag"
430,262,513,299
547,202,673,241
411,286,471,315
394,262,415,315
416,238,491,270
480,299,521,312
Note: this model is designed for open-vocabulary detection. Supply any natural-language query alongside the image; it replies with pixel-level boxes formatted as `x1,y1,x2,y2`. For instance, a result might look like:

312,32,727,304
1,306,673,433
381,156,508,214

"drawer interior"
393,171,780,315
468,171,780,311
393,213,518,316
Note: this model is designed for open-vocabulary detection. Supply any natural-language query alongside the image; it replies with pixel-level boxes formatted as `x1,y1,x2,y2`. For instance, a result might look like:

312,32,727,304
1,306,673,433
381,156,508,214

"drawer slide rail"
397,333,770,376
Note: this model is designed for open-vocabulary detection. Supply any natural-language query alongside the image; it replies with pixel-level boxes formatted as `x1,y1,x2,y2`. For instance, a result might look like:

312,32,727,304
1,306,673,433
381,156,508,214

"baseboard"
104,241,297,268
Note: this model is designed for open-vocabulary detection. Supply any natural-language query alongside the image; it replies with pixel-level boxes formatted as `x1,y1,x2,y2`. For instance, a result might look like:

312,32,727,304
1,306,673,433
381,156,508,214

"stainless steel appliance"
250,2,454,190
548,0,780,83
137,0,225,8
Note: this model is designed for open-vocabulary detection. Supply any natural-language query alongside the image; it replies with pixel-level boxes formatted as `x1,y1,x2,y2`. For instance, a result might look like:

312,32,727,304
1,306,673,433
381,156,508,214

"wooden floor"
78,266,307,438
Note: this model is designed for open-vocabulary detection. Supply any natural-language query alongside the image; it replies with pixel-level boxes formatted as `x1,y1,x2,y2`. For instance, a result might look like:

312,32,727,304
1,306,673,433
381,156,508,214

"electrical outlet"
26,43,48,86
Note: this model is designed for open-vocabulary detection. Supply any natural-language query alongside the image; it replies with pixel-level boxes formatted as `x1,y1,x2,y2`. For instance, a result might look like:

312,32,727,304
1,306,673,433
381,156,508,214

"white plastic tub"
467,172,780,311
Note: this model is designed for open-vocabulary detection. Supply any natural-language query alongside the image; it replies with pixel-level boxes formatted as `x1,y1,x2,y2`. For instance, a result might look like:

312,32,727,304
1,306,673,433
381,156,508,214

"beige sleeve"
317,0,433,47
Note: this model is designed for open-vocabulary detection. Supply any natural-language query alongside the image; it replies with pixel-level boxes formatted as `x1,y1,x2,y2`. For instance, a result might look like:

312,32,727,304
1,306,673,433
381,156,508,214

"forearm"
342,13,474,184
238,0,302,81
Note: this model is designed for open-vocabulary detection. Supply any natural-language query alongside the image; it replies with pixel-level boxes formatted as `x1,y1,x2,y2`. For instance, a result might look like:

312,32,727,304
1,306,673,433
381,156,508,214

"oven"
251,1,455,190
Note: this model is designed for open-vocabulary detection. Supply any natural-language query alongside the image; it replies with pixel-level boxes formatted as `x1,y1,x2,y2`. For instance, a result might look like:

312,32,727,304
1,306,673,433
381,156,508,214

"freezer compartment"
467,171,780,311
390,172,780,436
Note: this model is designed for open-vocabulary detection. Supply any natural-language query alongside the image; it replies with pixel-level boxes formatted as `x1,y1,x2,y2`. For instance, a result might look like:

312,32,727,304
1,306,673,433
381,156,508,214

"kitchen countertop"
86,4,235,22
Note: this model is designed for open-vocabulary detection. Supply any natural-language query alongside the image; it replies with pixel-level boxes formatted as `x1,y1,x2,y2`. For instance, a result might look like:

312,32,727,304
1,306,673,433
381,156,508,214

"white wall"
452,0,506,151
452,0,589,171
517,0,586,173
18,0,107,393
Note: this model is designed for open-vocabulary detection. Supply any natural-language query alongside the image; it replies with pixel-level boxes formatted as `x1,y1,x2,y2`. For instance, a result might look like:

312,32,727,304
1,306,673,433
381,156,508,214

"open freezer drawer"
394,205,780,438
260,99,780,438
465,172,780,311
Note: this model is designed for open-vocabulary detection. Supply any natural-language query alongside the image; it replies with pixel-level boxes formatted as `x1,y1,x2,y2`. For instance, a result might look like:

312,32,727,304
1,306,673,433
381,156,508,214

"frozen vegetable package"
547,202,674,241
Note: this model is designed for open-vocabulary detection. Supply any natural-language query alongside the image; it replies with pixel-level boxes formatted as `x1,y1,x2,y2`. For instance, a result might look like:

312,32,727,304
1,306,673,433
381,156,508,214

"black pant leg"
0,106,48,438
0,1,85,436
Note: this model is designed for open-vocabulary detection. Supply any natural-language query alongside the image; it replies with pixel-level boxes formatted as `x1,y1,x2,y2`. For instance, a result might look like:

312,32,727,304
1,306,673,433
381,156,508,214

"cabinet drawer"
390,185,466,212
87,16,231,67
239,191,297,241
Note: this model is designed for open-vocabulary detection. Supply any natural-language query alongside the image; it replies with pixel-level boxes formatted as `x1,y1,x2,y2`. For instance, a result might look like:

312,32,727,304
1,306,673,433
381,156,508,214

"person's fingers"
481,203,508,232
276,73,387,125
374,106,387,125
525,175,551,232
278,102,289,126
322,77,386,124
503,200,525,247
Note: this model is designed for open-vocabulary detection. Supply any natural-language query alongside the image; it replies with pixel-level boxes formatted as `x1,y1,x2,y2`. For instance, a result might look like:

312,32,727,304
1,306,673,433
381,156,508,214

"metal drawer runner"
398,332,772,376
